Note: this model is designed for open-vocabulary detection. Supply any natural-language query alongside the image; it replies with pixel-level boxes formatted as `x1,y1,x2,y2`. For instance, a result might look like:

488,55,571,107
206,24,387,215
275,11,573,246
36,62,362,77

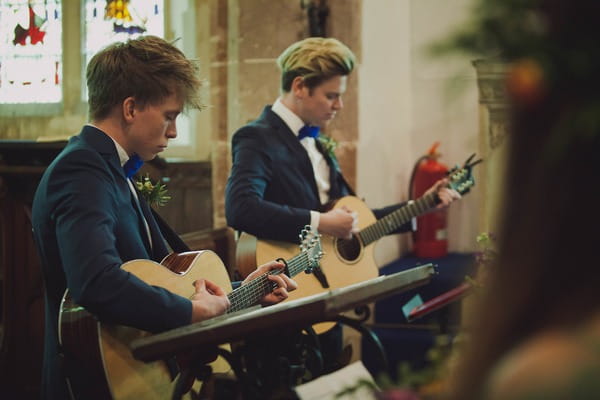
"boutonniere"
135,174,171,207
317,134,339,161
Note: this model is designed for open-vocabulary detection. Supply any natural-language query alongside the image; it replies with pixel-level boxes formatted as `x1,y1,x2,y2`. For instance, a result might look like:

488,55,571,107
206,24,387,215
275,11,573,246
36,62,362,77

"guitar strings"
361,168,470,247
336,193,436,258
227,252,309,313
227,172,469,311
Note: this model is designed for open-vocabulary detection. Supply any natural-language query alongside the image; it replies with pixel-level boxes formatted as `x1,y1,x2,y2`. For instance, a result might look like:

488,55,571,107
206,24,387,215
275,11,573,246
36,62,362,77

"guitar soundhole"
335,235,362,263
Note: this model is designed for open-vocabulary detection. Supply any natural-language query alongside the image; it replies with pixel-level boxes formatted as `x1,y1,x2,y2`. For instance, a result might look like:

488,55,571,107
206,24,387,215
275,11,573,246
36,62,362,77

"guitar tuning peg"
464,153,476,166
470,158,483,168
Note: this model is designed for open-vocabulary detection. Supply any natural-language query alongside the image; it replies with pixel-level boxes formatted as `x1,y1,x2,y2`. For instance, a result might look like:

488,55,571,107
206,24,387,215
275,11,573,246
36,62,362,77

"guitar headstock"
447,153,483,195
299,225,324,273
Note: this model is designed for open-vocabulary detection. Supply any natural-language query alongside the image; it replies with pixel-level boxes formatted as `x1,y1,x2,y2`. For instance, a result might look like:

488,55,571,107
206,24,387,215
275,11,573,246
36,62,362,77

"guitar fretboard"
358,192,438,247
227,251,311,313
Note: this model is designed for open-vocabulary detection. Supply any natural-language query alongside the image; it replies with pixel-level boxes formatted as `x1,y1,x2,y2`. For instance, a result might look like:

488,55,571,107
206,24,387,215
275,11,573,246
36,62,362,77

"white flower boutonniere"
135,174,171,207
317,134,339,162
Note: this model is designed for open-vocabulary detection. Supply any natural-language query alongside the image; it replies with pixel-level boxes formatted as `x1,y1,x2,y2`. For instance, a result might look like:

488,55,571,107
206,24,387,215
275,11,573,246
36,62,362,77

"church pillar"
472,60,510,235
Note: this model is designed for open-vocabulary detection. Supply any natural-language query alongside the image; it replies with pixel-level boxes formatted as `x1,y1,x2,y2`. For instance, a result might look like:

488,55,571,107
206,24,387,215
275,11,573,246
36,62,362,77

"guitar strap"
150,208,191,253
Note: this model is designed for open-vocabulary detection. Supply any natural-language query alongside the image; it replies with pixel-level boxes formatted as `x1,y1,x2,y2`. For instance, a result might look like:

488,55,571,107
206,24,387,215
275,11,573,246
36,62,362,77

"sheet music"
295,361,377,400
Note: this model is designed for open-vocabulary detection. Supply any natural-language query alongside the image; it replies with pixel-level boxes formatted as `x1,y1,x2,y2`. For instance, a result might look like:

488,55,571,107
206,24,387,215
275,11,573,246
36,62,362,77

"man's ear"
291,76,307,99
122,97,136,122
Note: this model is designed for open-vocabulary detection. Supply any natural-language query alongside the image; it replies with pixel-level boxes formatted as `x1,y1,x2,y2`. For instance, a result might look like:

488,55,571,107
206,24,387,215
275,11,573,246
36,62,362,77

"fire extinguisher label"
435,229,447,240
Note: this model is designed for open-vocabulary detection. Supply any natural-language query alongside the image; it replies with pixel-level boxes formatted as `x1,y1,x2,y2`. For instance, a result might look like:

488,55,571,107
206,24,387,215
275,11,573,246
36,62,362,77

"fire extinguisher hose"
409,142,443,200
409,155,430,200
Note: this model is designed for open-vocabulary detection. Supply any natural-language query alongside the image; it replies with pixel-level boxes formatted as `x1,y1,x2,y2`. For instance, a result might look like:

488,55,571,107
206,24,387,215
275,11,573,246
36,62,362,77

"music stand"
407,282,472,323
131,263,436,399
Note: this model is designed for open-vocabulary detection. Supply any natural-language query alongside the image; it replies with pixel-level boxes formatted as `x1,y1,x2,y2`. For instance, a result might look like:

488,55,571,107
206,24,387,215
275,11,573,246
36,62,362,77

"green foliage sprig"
135,174,171,207
466,232,498,289
317,133,338,161
474,232,497,269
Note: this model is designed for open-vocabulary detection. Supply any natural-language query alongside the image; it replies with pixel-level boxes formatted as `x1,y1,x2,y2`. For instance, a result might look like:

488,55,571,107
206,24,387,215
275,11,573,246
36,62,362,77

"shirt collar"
272,98,306,137
86,123,129,167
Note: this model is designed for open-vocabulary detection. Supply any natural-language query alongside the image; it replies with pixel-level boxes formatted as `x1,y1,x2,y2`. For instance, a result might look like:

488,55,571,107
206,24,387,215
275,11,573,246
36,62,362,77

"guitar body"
235,156,480,334
59,250,232,400
237,196,379,334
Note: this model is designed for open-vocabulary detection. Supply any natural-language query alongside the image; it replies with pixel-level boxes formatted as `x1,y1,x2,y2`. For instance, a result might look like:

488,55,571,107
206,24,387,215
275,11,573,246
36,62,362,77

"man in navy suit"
32,35,296,400
225,37,460,372
226,37,460,244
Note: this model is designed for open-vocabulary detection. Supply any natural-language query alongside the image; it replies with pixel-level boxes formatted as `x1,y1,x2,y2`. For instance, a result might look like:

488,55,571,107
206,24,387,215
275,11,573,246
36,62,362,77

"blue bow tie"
123,154,144,178
298,125,320,140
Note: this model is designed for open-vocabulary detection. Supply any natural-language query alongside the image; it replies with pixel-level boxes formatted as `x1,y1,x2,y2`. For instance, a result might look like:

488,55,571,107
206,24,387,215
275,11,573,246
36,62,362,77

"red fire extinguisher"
409,142,449,258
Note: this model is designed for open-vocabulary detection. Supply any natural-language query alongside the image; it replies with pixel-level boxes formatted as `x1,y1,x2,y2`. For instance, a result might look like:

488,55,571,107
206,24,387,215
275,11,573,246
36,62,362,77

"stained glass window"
0,0,62,104
83,0,196,153
83,0,164,99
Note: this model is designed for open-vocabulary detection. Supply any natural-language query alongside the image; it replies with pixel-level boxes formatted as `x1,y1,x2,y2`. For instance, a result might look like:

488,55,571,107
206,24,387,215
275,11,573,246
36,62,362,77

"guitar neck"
227,251,310,313
358,192,438,247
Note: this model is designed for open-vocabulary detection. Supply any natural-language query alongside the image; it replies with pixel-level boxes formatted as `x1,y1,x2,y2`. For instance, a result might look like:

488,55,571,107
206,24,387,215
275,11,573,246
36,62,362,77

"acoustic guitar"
236,156,480,334
58,227,323,400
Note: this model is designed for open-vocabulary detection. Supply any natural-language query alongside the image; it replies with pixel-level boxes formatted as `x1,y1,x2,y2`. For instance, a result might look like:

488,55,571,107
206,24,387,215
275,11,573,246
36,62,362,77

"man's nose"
334,97,343,110
167,121,177,138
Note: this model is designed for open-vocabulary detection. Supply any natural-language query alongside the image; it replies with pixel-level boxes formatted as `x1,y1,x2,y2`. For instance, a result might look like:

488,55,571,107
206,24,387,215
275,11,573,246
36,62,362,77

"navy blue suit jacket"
32,126,191,399
225,106,411,243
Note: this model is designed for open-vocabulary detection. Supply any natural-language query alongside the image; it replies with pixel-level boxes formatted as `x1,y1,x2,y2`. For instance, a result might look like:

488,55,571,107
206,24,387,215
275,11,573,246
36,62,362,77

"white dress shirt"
271,99,331,230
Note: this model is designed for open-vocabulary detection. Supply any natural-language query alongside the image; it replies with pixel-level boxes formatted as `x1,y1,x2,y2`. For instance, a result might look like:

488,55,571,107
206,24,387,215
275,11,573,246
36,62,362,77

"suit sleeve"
225,127,311,243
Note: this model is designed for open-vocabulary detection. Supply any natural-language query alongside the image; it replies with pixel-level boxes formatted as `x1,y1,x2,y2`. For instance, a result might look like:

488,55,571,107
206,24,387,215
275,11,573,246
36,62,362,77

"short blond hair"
87,35,203,121
277,37,355,92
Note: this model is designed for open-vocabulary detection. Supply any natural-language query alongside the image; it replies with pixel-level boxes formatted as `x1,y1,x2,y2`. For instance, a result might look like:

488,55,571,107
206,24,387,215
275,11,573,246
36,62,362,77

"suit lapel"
261,107,321,200
314,139,340,197
314,139,355,197
79,126,168,260
134,183,169,260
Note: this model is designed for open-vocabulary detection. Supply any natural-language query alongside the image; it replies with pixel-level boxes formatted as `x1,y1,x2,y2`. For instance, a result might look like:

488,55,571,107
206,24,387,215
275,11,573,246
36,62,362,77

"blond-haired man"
225,37,459,372
226,37,458,244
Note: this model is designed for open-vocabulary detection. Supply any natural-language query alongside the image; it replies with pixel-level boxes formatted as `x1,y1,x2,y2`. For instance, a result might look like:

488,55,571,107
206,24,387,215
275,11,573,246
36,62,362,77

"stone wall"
0,1,362,232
